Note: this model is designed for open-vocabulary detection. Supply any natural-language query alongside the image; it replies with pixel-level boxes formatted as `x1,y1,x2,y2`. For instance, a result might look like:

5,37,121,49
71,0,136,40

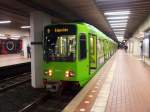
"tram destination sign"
45,24,76,35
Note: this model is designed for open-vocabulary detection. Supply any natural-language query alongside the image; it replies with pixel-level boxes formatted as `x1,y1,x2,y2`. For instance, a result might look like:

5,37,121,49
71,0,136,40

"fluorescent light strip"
117,37,124,39
111,25,127,29
107,16,129,20
114,31,125,33
116,37,124,39
116,35,124,37
0,20,11,24
113,29,126,31
11,35,20,38
108,20,128,23
114,32,125,34
111,26,126,28
110,22,127,25
21,26,31,29
116,33,124,35
11,37,20,40
115,33,125,35
118,38,124,41
117,36,124,38
0,37,7,39
115,33,124,35
104,11,130,16
0,34,5,36
111,25,127,28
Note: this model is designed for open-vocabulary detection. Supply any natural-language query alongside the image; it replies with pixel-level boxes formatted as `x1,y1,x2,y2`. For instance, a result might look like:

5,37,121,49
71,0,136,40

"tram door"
89,34,97,70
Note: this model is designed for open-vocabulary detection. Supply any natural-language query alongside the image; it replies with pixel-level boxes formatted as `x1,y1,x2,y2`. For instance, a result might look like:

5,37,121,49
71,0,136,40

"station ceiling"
0,0,150,42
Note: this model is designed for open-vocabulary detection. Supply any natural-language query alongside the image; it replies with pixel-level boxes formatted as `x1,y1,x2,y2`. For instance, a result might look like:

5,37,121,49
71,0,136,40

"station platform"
0,54,31,80
0,54,30,67
63,50,150,112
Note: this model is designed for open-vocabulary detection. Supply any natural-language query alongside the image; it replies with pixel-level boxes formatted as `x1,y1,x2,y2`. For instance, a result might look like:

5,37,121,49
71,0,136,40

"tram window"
44,35,76,61
79,34,86,60
97,39,101,58
90,36,94,55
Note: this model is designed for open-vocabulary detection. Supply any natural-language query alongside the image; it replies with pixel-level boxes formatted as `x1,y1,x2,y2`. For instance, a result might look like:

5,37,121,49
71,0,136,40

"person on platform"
27,44,31,58
124,45,128,53
141,42,143,59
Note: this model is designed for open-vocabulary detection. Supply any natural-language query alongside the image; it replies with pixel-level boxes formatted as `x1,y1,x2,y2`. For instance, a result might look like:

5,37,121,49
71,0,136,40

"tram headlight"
65,71,69,77
48,69,52,76
65,70,75,77
44,69,53,77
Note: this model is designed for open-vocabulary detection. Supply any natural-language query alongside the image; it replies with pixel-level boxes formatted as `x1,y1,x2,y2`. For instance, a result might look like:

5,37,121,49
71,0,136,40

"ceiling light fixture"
107,16,129,20
11,37,20,40
111,25,127,28
110,23,127,26
114,32,124,34
114,31,125,33
0,20,11,24
115,33,124,36
0,34,5,36
116,35,124,38
104,10,130,16
116,36,124,39
11,35,21,38
21,26,31,29
0,36,7,39
113,29,126,31
108,20,128,23
118,38,124,41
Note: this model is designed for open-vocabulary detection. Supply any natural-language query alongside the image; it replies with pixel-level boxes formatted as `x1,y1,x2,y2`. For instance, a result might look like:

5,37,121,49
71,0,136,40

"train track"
18,89,79,112
0,72,79,112
0,72,31,92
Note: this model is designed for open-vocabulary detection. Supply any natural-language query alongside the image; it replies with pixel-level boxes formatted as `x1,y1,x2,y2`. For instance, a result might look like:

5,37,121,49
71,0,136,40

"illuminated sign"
45,24,76,35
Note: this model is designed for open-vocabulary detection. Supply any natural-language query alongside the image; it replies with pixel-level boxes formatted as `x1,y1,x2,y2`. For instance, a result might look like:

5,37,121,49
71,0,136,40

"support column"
30,11,51,88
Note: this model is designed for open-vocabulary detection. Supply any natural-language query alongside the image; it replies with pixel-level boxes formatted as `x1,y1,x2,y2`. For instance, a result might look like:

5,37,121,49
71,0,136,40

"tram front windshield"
44,35,76,61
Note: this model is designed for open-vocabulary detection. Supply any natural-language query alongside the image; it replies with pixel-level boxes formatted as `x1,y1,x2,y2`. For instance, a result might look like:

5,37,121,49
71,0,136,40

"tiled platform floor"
66,50,150,112
63,48,117,112
0,54,30,67
105,50,150,112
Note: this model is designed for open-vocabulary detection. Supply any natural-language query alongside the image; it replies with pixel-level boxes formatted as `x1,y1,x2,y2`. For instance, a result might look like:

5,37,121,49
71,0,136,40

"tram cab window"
44,35,76,61
79,34,86,60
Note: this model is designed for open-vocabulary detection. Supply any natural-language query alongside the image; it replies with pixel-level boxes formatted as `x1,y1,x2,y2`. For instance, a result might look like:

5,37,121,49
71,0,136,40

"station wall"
0,39,22,54
128,14,150,65
0,26,30,58
127,38,142,56
0,26,29,36
143,33,150,58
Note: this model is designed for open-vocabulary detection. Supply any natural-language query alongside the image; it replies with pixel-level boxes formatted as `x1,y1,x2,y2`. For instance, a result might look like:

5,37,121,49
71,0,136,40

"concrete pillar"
30,11,51,88
133,40,141,56
127,40,134,54
130,42,134,53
